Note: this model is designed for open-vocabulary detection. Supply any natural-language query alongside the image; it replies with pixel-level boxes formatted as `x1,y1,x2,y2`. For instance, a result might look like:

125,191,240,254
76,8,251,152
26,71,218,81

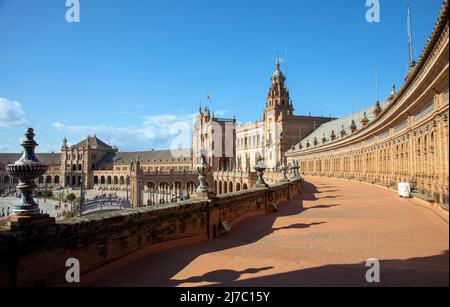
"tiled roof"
97,149,192,167
74,136,112,149
290,100,390,151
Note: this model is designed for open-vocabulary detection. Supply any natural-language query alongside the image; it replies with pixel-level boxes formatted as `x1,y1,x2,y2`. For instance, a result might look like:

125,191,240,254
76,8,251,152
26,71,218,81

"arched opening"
229,181,233,193
100,176,105,184
46,176,52,184
72,165,76,171
120,176,125,185
214,180,218,194
71,176,76,186
236,183,241,192
218,181,222,194
113,176,118,185
78,164,82,171
243,183,248,190
223,181,228,194
38,176,44,184
54,176,60,185
94,176,99,185
107,176,112,185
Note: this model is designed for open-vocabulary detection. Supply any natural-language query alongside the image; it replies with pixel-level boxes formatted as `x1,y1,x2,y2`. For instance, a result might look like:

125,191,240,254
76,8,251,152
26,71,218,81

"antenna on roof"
407,6,416,68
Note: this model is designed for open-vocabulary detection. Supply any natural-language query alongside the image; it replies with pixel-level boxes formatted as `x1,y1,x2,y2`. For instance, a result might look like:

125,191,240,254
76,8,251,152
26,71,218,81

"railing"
77,198,132,215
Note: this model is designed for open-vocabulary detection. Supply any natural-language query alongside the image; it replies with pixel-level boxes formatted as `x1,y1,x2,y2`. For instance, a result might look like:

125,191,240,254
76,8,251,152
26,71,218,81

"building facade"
286,0,449,208
0,135,195,198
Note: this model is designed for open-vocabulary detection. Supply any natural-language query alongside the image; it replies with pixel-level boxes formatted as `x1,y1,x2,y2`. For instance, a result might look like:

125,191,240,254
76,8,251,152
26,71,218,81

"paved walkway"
93,177,449,287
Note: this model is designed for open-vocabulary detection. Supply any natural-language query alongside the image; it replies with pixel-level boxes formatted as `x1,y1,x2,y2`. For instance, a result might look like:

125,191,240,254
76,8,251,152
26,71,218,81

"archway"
236,182,241,192
229,181,233,193
243,183,248,190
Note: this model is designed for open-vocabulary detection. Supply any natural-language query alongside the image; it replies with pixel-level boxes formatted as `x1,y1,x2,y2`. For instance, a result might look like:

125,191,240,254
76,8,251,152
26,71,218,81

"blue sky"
0,0,444,153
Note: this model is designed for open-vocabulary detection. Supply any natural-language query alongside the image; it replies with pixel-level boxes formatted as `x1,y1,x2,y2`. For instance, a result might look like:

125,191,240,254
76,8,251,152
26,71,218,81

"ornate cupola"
340,125,346,138
331,130,336,141
388,84,396,103
265,56,293,117
350,120,357,133
373,101,382,118
360,112,369,128
62,137,68,150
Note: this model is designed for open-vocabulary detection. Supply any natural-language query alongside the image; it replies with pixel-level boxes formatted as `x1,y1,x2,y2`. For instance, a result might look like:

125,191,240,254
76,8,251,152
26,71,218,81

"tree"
42,190,53,199
66,193,76,203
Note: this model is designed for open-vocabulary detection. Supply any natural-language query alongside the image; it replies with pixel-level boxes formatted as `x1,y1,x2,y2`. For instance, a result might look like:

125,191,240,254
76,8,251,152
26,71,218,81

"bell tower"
264,56,294,120
263,56,294,170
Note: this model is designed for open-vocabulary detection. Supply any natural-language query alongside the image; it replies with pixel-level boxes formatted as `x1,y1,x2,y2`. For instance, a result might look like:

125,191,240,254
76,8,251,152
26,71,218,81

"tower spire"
407,6,416,69
275,52,281,71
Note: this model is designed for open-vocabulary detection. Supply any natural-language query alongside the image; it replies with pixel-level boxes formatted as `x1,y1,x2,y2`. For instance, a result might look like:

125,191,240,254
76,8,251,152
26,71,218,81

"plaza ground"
91,176,449,287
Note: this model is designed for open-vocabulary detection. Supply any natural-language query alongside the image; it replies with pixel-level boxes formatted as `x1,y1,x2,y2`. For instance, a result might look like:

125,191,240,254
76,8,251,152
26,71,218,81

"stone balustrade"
0,179,301,287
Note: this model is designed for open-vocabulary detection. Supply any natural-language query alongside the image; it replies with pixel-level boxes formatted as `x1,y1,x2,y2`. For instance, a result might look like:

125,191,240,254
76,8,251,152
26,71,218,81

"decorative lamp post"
254,153,268,188
290,161,300,181
196,150,211,194
295,161,301,180
279,162,290,183
5,128,55,229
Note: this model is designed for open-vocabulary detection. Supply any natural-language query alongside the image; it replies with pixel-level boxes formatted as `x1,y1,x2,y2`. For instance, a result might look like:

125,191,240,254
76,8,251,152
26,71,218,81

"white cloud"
0,97,27,128
52,112,197,151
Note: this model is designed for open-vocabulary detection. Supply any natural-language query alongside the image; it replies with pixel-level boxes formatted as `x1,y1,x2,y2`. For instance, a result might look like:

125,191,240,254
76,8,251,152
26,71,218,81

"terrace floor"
92,176,449,287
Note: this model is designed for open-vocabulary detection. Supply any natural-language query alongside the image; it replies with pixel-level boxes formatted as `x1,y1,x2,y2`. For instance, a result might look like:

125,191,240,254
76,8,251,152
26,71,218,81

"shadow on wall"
92,181,340,287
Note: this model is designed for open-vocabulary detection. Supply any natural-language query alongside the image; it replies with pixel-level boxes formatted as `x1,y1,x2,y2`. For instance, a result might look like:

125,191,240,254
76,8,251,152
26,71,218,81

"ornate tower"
264,56,294,119
263,57,293,169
